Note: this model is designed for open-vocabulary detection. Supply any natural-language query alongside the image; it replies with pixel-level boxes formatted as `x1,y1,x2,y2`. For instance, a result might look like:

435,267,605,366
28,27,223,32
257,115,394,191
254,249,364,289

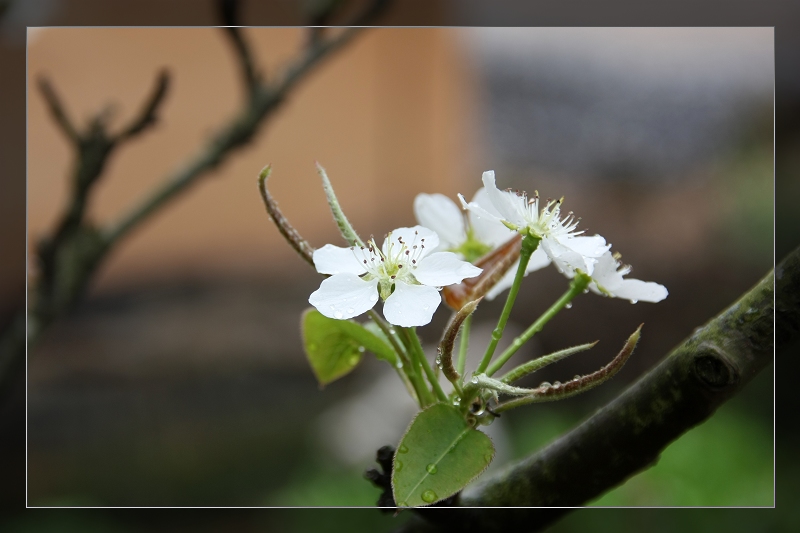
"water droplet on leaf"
358,346,366,353
471,376,478,384
398,444,409,454
484,453,493,463
421,490,437,503
539,381,551,389
452,397,461,405
565,303,572,309
394,460,403,472
425,464,438,475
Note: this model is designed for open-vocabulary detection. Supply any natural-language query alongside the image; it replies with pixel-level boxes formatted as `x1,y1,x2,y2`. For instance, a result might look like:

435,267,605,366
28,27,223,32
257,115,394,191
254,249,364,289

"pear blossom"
309,226,482,327
414,189,550,300
583,251,668,303
459,171,609,276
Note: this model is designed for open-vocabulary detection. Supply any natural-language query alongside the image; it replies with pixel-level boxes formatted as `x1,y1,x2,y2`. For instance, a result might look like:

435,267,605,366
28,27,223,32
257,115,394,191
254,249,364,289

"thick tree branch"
399,248,789,532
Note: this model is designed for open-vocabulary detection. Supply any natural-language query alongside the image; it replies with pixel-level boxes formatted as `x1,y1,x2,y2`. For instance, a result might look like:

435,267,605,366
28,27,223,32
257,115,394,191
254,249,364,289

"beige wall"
28,27,479,290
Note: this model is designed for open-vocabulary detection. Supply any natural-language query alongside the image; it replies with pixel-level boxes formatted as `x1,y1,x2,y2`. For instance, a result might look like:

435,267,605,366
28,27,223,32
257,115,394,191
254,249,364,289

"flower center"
351,231,428,299
508,188,578,239
451,228,492,263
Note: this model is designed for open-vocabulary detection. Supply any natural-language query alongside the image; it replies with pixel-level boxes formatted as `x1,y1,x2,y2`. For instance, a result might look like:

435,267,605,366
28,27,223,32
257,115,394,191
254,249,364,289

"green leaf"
392,403,494,507
301,309,398,386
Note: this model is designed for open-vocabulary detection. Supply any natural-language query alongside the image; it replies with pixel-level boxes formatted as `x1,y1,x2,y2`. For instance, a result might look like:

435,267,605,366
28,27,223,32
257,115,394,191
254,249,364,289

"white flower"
309,226,483,327
414,189,550,300
586,251,668,303
459,170,609,276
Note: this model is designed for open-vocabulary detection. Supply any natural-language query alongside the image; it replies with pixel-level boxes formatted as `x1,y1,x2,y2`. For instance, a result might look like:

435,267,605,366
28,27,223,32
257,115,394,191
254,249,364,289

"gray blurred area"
466,28,772,183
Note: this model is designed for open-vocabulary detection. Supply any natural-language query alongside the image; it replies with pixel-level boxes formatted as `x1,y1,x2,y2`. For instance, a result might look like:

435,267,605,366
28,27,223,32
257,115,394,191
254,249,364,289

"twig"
104,0,391,247
115,70,171,141
218,0,261,94
0,0,393,391
37,77,80,144
399,247,788,532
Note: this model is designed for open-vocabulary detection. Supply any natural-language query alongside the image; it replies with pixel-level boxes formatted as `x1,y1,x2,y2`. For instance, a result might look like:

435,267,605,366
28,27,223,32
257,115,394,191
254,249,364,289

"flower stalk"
368,310,430,407
475,234,541,374
401,327,448,404
486,271,592,377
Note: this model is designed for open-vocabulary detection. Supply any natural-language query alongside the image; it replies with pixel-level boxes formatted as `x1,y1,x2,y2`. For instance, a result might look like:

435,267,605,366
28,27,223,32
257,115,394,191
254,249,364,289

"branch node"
693,345,739,391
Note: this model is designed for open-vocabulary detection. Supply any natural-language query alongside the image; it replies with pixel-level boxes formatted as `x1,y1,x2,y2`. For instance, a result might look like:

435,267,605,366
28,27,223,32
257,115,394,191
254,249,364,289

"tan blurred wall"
28,27,480,291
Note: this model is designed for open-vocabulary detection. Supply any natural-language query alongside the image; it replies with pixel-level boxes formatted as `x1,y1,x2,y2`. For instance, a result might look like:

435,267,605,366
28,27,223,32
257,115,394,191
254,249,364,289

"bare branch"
218,0,261,94
115,69,171,141
37,76,80,144
304,0,344,48
105,0,392,247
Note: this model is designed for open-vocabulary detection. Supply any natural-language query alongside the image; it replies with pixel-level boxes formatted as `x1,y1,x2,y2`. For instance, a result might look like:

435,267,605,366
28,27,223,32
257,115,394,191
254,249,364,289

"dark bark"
399,247,790,533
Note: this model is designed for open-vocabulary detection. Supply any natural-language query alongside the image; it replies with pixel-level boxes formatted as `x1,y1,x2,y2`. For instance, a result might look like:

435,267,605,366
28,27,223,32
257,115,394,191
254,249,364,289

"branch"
115,69,171,141
0,0,394,392
400,247,790,532
218,0,261,94
104,0,391,247
37,76,80,144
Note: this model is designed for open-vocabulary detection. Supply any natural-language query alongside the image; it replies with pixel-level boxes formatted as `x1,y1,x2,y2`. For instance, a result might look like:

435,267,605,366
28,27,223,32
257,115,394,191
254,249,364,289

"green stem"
486,272,591,377
475,235,540,374
368,310,428,407
456,314,471,379
402,327,448,404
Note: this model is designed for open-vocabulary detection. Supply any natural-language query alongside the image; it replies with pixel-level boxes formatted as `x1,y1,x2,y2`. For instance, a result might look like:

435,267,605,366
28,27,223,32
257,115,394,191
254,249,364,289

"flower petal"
383,280,441,327
413,252,483,287
413,193,465,251
313,244,367,275
611,279,669,303
588,252,668,303
459,193,503,225
556,234,610,259
469,188,515,247
589,252,625,291
382,225,440,261
308,273,379,320
541,236,588,274
481,170,528,228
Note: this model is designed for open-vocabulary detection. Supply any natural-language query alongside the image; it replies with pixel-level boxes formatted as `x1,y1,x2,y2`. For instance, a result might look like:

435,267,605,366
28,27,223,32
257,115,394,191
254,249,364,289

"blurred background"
3,0,798,532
